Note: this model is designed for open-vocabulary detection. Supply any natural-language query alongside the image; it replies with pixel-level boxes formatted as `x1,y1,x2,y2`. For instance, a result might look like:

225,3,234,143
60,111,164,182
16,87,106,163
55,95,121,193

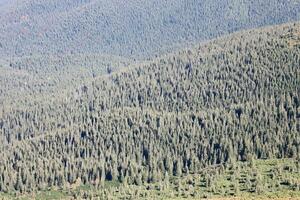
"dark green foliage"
0,21,299,198
1,158,299,199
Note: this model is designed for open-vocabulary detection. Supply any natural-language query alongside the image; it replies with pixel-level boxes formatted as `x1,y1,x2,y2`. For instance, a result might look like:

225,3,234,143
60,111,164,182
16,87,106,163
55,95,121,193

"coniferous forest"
0,1,300,200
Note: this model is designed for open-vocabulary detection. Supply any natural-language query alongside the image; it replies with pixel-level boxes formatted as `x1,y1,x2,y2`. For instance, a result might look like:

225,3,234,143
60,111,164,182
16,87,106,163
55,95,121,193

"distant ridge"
0,0,299,58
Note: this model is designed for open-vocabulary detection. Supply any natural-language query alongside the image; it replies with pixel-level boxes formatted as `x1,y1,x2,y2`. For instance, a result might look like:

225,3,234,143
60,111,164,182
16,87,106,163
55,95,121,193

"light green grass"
1,158,299,199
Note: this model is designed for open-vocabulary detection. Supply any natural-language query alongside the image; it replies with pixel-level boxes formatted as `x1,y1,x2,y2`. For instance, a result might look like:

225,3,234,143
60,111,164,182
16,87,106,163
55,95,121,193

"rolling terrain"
0,21,299,199
0,0,299,58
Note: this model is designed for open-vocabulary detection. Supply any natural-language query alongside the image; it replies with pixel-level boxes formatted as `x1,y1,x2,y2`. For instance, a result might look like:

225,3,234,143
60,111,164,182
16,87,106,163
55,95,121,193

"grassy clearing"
1,158,299,200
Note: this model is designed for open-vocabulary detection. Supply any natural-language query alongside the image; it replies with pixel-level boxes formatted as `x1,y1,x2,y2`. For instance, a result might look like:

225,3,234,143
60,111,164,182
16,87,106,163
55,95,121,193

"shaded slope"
0,53,132,107
0,0,299,58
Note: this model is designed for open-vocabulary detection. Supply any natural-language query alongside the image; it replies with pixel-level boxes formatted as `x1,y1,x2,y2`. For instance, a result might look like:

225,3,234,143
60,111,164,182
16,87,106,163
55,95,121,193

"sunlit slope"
0,22,299,198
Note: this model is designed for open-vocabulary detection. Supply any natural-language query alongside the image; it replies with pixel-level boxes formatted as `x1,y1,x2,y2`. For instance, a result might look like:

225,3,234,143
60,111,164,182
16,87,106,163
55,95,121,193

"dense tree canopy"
0,22,299,198
0,0,299,58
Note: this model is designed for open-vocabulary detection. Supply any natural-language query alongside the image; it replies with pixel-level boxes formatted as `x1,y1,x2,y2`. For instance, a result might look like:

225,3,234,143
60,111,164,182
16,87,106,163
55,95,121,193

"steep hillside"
0,22,299,198
0,0,299,58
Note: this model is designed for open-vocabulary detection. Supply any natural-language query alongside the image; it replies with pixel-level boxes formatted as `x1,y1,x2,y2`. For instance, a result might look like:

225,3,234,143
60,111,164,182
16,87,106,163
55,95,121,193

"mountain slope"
0,22,299,198
0,0,299,58
0,53,132,107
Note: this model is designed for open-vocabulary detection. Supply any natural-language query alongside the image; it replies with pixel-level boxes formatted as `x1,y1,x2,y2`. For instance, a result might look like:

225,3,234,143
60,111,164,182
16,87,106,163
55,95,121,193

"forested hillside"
0,53,132,108
0,0,299,58
0,22,299,199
